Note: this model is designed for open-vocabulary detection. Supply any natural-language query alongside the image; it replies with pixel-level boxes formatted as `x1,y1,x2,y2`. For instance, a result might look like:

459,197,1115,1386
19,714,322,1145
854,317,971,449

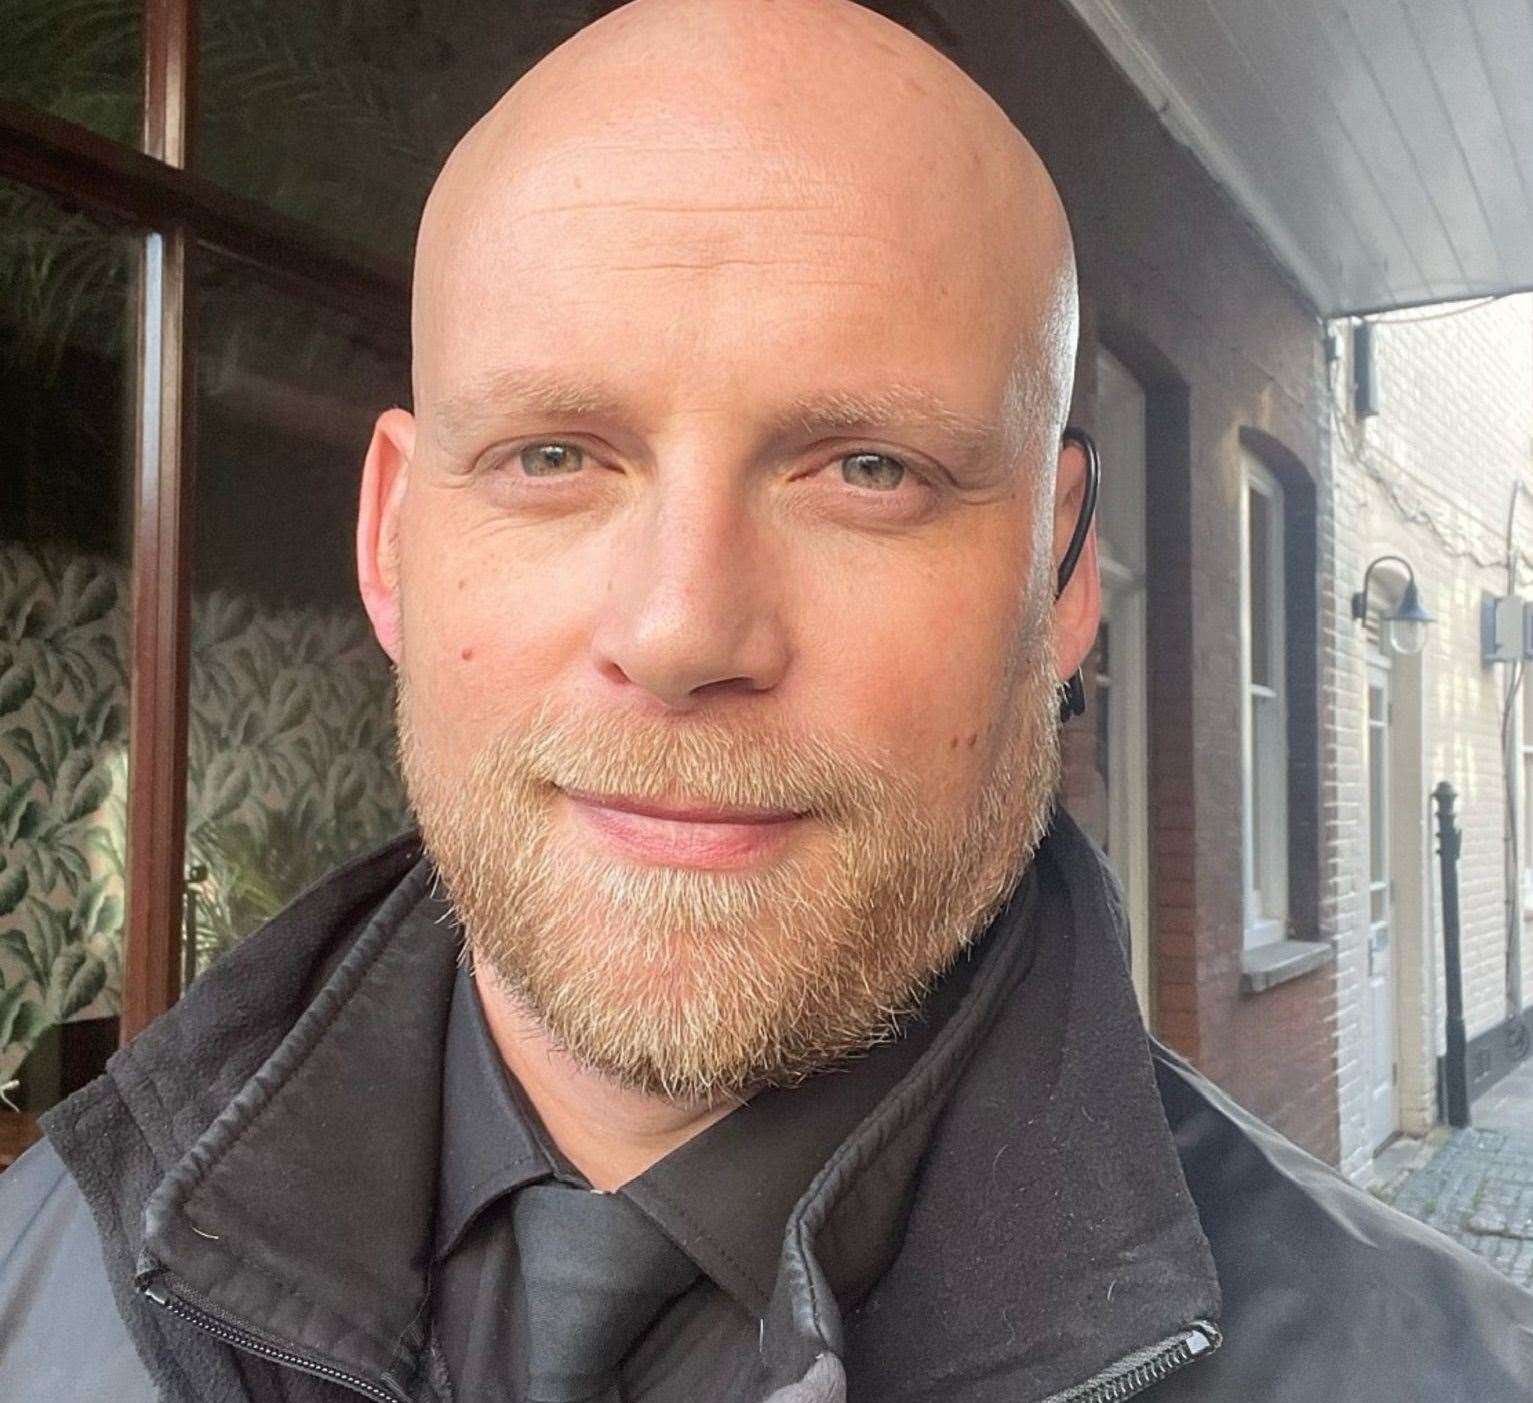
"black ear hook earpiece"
1055,427,1101,723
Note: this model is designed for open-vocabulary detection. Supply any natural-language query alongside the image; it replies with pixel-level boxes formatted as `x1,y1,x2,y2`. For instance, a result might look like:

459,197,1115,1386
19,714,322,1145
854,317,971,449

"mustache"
400,686,916,826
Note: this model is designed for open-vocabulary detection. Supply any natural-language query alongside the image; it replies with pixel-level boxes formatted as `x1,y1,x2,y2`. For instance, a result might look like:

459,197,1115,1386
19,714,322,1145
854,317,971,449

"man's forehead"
408,0,1076,459
482,125,860,207
418,117,993,309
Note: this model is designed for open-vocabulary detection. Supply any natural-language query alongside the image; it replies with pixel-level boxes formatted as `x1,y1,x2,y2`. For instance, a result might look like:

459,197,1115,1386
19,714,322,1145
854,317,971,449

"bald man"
3,2,1531,1400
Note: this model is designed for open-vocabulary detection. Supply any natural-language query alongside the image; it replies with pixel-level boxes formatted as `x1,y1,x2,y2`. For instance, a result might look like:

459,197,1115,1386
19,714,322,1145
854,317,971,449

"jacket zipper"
141,1267,1216,1403
139,1275,410,1403
1039,1321,1223,1403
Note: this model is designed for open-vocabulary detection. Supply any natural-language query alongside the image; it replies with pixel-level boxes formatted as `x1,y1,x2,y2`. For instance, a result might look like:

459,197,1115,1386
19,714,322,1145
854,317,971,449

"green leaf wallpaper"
0,540,407,1085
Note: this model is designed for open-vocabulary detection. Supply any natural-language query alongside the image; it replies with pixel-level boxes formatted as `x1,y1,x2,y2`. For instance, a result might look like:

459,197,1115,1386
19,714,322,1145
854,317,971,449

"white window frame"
1240,455,1289,947
1093,348,1152,1021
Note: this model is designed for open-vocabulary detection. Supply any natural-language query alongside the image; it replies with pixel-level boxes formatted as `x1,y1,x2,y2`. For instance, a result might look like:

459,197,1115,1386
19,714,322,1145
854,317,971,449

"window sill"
1239,939,1334,994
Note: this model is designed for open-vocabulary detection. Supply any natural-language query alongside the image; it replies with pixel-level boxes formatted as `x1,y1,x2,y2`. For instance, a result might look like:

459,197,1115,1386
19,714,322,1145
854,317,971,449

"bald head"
412,0,1077,468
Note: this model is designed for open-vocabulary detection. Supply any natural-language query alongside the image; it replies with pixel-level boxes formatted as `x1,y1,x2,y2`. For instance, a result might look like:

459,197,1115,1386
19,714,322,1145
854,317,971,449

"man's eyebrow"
769,385,1006,463
430,368,629,447
430,369,1008,464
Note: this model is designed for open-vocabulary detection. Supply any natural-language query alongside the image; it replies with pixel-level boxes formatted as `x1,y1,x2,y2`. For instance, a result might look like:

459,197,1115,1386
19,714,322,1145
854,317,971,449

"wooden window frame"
0,1,408,1042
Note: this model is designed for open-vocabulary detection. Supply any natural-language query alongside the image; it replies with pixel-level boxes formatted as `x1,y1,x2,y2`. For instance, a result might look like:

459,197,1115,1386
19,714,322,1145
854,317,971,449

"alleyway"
1372,1055,1533,1291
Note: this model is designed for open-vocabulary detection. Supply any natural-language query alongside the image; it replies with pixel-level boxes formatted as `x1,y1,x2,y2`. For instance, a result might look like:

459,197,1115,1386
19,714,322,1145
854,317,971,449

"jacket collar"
136,857,453,1395
761,815,1221,1397
46,811,1221,1402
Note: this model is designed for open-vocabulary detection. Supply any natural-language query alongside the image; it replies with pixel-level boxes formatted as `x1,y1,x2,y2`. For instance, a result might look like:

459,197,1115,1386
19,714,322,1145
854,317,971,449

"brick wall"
1327,295,1533,1179
945,1,1337,1160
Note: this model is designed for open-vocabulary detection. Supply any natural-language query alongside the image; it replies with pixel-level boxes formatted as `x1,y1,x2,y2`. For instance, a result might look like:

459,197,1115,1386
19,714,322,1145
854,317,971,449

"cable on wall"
1368,293,1511,327
1325,354,1533,575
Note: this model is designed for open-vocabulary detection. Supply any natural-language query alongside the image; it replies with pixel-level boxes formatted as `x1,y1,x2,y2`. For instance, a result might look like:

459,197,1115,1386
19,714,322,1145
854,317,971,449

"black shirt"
432,937,985,1400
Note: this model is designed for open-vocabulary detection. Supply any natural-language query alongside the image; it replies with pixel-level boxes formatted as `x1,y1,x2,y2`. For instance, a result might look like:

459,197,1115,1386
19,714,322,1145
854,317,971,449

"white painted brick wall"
1326,294,1533,1180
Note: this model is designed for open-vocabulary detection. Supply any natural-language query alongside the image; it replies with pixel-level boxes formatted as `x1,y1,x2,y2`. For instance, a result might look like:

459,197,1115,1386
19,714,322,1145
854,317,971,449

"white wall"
1327,294,1533,1179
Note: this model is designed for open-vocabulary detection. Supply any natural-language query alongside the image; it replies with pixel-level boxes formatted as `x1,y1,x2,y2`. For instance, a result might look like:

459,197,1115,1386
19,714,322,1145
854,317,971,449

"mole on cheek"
967,732,978,748
460,646,475,662
948,736,959,750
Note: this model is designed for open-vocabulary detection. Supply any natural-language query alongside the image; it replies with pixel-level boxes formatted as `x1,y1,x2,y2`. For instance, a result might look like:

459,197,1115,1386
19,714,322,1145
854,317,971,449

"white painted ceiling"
1061,0,1533,316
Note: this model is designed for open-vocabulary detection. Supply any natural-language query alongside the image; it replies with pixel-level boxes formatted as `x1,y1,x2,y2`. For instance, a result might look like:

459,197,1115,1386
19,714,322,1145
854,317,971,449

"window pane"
1524,674,1533,874
1524,749,1533,872
1,0,142,147
1251,691,1283,918
1249,691,1266,904
0,177,137,1128
1368,709,1386,887
195,3,600,263
183,252,410,980
1248,486,1272,690
1094,350,1147,577
1088,622,1111,853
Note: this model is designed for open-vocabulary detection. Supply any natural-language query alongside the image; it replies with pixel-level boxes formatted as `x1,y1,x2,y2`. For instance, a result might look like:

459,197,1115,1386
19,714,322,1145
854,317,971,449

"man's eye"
518,442,585,476
839,451,906,491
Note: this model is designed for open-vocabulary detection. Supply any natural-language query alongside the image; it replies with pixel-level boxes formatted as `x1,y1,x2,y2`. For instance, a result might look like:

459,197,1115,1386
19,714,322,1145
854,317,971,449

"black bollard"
1433,782,1470,1128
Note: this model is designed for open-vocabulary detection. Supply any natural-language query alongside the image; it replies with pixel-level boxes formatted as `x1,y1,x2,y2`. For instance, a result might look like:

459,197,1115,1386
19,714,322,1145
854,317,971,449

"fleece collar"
45,811,1220,1403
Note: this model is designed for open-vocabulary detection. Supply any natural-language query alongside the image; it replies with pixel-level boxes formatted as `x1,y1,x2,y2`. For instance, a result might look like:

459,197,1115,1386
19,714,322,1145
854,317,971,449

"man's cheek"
816,648,945,791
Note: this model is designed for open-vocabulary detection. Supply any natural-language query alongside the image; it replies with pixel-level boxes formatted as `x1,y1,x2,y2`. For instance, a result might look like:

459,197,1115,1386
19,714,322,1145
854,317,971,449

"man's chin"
507,929,762,1012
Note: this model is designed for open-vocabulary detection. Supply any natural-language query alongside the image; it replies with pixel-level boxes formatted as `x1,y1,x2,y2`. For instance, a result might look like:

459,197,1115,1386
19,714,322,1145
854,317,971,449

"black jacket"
2,812,1531,1401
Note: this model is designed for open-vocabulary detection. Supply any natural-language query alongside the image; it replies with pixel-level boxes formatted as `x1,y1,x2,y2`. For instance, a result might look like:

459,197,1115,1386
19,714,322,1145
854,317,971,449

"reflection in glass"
1525,752,1533,876
196,1,612,263
1250,693,1283,916
1093,622,1111,855
1,0,142,146
183,251,411,980
1368,678,1387,924
0,177,136,1117
1248,486,1272,690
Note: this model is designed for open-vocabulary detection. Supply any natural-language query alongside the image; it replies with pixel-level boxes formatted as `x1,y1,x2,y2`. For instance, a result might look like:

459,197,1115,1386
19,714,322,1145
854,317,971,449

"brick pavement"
1371,1050,1533,1291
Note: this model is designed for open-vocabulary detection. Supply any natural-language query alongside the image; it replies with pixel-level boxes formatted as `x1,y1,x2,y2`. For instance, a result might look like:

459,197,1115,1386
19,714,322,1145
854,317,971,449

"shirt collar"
615,930,984,1316
434,962,559,1261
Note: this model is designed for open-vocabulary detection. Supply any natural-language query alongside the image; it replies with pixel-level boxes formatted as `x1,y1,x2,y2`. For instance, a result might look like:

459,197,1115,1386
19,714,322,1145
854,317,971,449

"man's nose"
588,478,790,711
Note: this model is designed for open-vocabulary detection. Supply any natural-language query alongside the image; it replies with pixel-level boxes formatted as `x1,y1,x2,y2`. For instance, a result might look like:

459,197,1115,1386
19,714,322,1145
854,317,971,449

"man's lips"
561,788,803,825
560,788,805,867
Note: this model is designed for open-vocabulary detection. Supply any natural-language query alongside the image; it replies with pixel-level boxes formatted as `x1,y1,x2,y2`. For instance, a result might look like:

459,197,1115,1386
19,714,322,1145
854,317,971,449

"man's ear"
358,406,416,664
1051,433,1102,682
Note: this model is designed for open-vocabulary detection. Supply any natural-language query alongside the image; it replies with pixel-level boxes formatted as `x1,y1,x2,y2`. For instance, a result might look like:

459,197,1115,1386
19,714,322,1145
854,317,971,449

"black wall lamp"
1351,554,1433,656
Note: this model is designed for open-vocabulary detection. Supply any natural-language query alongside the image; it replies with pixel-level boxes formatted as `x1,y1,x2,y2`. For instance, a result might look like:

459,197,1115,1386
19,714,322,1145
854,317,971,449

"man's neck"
473,967,745,1191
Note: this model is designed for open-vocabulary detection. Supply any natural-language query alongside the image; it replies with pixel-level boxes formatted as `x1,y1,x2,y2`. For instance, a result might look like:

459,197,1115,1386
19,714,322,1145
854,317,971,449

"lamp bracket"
1354,554,1416,623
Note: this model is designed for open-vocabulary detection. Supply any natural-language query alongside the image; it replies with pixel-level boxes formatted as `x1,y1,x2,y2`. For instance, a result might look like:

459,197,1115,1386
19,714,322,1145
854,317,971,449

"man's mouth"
559,788,806,869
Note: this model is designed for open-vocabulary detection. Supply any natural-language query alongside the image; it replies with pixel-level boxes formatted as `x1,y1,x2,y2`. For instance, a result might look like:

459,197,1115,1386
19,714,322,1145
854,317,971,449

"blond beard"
396,599,1061,1102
